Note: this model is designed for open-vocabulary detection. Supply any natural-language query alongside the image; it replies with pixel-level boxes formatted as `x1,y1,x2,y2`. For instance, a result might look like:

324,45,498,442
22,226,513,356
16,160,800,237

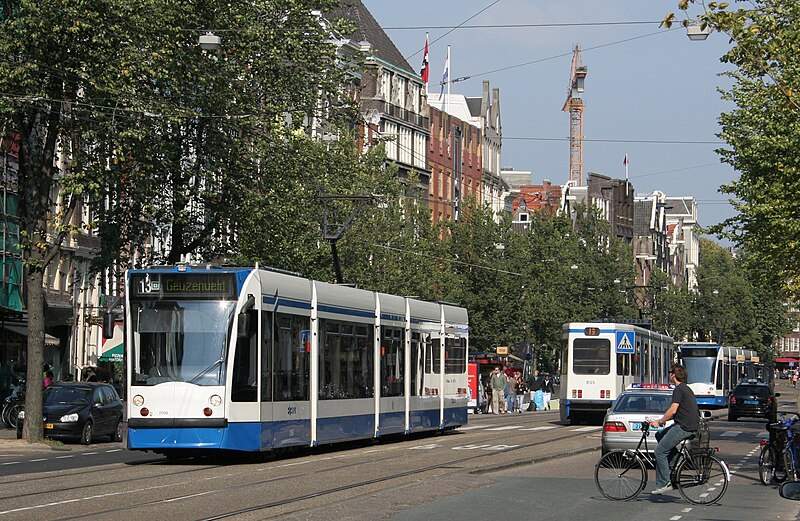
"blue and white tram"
559,322,675,425
123,265,468,456
677,344,768,408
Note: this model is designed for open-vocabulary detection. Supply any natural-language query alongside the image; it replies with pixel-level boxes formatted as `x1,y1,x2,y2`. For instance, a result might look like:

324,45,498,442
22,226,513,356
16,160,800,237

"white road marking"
720,431,742,437
1,461,19,465
30,458,47,462
521,426,558,431
571,426,601,432
55,455,74,459
670,516,682,520
681,507,692,513
458,424,494,431
453,444,493,450
486,426,523,431
409,444,440,450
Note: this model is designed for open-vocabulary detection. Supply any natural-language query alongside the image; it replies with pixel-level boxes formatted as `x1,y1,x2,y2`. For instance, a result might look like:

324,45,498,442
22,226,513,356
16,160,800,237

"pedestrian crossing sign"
616,331,635,353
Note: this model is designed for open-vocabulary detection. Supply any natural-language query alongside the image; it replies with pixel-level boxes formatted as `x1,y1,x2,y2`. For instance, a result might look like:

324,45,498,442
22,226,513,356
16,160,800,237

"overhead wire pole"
562,45,587,185
319,194,376,284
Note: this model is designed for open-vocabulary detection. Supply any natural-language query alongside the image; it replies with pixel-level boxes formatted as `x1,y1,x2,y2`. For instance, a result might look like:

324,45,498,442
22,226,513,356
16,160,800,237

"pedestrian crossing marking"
458,424,495,431
720,431,742,437
571,426,601,432
486,426,524,431
521,426,558,431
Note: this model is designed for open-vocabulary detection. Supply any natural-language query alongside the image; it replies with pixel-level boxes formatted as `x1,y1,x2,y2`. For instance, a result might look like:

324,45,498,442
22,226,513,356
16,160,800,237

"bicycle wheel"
676,452,729,505
784,447,799,481
759,444,777,485
595,450,646,501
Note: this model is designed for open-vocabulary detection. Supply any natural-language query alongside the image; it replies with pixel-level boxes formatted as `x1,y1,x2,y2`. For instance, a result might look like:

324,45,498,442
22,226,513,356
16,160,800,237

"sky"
361,0,739,234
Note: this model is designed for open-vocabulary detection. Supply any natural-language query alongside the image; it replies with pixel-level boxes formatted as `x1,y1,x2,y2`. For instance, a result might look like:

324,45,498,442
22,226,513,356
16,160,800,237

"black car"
17,382,124,444
728,380,779,422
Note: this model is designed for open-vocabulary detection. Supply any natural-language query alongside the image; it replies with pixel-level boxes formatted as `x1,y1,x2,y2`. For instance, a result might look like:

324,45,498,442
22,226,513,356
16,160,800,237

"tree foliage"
667,0,800,298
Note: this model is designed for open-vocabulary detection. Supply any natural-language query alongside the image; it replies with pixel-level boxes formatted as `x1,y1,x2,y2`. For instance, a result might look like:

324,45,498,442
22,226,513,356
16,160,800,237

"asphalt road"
1,382,799,520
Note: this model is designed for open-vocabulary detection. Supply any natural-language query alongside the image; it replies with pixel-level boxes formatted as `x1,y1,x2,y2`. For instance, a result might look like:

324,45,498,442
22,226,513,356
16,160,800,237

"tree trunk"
22,269,45,442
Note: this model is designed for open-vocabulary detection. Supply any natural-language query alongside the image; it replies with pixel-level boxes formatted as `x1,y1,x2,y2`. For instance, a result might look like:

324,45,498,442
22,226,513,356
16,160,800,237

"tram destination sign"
131,273,237,300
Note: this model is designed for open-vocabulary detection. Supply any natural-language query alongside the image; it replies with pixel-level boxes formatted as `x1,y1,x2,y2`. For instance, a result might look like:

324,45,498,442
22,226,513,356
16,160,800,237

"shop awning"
2,325,60,346
98,343,123,362
775,357,799,363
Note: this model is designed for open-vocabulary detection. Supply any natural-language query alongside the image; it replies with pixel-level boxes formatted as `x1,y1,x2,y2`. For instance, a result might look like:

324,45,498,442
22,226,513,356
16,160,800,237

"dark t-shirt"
672,382,700,432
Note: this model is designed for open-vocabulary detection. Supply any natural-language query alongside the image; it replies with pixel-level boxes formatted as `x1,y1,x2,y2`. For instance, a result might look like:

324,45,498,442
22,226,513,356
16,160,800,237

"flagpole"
624,153,629,196
447,46,451,115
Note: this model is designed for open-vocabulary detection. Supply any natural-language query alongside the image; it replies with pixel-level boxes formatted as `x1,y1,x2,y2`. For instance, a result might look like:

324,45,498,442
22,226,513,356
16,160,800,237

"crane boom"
562,45,587,185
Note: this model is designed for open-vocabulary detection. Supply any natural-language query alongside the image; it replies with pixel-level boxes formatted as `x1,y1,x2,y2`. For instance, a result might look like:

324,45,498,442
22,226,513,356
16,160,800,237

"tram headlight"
209,394,222,407
132,394,145,406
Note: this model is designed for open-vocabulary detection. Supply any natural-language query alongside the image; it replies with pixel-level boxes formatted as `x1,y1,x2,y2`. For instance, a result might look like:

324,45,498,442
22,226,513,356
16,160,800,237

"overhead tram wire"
384,20,664,30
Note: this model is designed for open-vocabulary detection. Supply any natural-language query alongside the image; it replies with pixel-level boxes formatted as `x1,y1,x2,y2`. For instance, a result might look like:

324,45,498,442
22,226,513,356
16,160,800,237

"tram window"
261,311,273,402
426,338,441,374
617,353,630,376
232,309,258,402
319,319,374,399
381,327,404,397
411,332,421,396
572,338,610,375
445,337,467,374
274,313,310,401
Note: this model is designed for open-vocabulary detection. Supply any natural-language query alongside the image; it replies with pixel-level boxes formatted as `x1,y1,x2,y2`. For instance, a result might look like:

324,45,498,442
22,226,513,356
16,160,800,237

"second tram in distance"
677,343,770,408
559,322,675,425
123,264,469,458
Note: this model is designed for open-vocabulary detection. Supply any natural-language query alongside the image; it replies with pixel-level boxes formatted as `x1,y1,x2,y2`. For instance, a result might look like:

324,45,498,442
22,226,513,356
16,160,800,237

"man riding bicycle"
648,363,700,494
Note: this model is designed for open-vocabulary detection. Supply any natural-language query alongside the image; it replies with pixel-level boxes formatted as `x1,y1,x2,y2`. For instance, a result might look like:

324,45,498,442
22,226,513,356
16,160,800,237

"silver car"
601,387,675,454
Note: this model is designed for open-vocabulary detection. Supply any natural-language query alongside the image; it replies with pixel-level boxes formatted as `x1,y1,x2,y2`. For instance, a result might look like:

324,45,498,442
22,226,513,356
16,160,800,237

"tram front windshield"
131,300,236,386
682,356,715,385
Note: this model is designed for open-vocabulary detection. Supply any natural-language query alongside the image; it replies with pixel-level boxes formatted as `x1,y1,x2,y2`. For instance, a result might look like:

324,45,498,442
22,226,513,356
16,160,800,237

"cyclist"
648,363,700,494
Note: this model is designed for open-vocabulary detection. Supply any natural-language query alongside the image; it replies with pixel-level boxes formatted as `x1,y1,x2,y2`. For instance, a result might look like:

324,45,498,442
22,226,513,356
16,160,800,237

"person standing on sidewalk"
490,366,507,415
541,373,554,410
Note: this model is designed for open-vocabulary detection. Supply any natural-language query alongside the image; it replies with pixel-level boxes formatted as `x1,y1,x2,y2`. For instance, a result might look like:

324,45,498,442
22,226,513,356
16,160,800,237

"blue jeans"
654,424,694,487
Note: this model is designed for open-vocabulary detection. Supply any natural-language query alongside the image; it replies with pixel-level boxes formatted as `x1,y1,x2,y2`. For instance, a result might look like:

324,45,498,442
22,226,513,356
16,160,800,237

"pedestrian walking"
541,373,554,410
490,366,507,415
514,372,527,413
505,372,516,413
793,371,798,388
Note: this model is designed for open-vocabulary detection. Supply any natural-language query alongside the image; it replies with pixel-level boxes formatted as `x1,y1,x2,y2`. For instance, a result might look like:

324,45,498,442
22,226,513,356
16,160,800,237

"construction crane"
562,45,588,185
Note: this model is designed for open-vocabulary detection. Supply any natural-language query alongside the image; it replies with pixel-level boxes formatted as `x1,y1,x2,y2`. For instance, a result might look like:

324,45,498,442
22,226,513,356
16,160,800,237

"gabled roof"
329,0,415,76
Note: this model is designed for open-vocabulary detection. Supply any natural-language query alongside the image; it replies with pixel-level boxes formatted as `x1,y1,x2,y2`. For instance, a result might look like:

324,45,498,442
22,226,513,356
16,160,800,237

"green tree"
665,1,800,298
0,0,352,443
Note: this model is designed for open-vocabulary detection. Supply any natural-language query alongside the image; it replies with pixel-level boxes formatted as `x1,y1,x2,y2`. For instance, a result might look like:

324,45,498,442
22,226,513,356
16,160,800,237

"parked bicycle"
595,419,730,504
1,379,25,429
759,416,796,485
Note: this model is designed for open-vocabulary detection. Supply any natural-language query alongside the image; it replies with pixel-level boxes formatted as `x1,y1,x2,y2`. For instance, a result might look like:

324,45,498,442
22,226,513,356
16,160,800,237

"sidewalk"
0,425,74,454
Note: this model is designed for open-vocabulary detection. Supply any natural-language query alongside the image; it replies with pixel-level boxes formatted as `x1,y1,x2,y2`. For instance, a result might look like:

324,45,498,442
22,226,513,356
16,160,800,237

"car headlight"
60,413,79,422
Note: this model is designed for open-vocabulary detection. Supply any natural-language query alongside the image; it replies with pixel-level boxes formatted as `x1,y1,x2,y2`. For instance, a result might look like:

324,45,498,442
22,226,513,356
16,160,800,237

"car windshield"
614,393,671,413
735,385,770,398
44,387,92,405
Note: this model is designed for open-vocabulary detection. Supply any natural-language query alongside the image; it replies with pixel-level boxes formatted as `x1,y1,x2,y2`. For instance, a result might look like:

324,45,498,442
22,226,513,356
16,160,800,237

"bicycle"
759,416,795,485
595,419,730,504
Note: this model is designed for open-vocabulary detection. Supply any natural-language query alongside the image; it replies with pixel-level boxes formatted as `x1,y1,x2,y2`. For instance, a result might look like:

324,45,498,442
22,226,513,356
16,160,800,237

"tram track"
6,418,598,520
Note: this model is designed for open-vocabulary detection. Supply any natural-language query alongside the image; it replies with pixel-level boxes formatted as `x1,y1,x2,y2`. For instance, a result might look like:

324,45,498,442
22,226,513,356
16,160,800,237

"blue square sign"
616,331,635,354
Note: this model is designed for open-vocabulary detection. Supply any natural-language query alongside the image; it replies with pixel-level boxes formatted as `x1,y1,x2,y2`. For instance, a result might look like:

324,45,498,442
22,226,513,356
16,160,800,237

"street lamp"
199,32,222,51
686,20,712,41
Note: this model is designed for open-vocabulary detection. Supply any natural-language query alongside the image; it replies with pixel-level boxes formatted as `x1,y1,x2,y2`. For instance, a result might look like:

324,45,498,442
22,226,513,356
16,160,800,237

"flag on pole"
440,46,450,100
623,153,629,196
420,33,429,87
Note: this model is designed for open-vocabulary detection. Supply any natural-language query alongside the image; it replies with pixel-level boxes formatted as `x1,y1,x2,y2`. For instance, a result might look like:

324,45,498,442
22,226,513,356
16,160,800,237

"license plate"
631,422,662,431
45,423,53,429
744,400,758,405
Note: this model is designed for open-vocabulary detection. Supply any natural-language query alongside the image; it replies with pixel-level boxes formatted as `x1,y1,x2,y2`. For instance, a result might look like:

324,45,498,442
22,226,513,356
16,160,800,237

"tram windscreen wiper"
188,357,225,385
